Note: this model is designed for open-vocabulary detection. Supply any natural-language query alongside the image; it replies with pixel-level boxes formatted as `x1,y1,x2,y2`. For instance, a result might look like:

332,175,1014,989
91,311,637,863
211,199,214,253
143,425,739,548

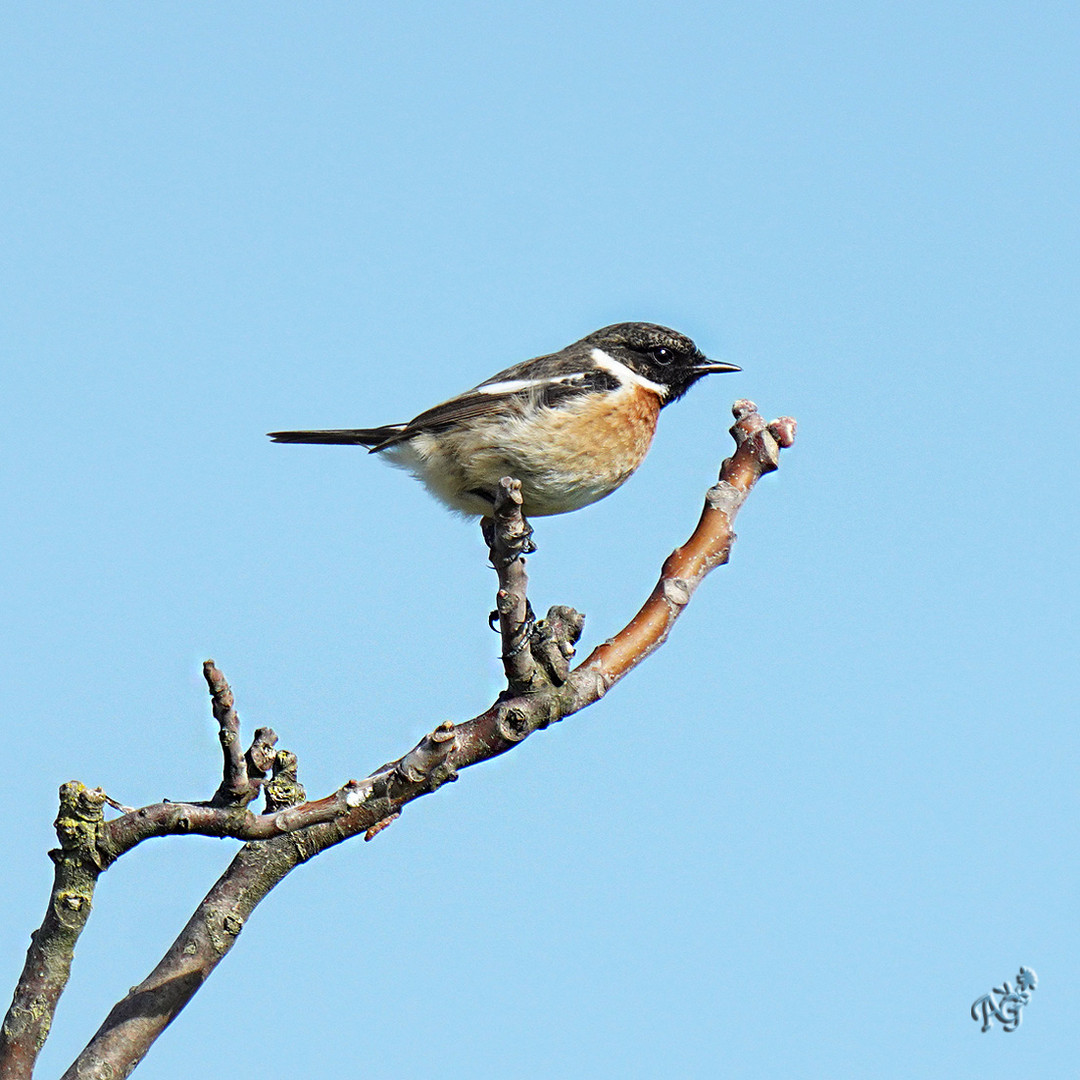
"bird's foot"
481,512,536,567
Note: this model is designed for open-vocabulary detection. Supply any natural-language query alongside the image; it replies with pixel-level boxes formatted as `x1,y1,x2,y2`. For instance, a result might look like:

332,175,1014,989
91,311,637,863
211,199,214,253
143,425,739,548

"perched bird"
269,322,739,518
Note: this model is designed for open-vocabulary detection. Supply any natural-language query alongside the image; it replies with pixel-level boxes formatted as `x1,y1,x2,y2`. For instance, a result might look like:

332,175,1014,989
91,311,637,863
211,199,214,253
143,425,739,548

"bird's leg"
481,512,535,566
517,515,537,557
485,511,535,636
487,597,536,633
482,480,542,690
498,598,537,658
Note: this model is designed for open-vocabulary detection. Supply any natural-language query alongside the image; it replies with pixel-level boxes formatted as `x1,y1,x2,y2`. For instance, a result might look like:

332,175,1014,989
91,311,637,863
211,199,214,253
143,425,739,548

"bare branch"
0,784,108,1080
100,781,367,859
245,726,278,779
46,400,794,1079
528,605,585,687
577,400,796,684
205,660,268,807
60,838,306,1080
60,720,464,1079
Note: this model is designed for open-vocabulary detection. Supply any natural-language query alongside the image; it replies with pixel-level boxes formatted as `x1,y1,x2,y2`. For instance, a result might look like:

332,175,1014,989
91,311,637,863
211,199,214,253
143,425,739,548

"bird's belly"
389,387,661,516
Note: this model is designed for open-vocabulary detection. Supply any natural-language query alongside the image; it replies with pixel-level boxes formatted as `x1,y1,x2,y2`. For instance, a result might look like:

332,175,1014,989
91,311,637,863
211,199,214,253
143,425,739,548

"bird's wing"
370,353,620,450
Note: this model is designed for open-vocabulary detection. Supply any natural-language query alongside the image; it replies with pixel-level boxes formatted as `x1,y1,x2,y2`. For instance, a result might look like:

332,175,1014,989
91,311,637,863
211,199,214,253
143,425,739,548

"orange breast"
497,384,662,513
549,384,660,483
405,384,664,516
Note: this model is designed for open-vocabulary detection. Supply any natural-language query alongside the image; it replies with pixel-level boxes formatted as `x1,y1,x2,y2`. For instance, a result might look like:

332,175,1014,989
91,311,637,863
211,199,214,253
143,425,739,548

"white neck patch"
589,348,669,399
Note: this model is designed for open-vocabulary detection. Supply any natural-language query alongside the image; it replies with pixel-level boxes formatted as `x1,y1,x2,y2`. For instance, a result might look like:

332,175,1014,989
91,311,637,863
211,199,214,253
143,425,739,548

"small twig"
101,792,134,815
204,661,259,807
528,605,586,687
364,813,400,841
245,726,278,779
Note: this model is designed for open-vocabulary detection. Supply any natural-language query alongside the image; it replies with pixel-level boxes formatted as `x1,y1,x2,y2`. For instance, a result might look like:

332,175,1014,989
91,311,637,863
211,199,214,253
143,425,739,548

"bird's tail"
267,426,406,452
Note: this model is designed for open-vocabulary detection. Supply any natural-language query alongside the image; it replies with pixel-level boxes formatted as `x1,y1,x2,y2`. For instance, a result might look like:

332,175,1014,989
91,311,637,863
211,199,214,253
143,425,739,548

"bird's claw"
490,598,536,645
483,514,536,567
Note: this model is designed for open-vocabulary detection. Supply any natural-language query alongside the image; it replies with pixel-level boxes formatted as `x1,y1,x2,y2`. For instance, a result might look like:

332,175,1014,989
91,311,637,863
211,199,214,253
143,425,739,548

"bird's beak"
693,360,742,374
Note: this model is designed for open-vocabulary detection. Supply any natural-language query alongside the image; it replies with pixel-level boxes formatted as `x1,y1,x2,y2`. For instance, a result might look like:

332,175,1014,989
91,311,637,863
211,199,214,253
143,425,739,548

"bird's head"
582,322,740,402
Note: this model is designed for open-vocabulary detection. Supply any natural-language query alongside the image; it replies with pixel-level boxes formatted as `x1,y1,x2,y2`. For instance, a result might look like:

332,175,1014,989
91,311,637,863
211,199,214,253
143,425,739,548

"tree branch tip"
546,604,585,641
731,411,766,441
768,416,797,447
728,402,797,453
202,661,233,701
264,750,306,811
496,475,524,506
246,728,279,776
56,781,107,815
484,475,535,567
272,749,299,773
721,402,798,477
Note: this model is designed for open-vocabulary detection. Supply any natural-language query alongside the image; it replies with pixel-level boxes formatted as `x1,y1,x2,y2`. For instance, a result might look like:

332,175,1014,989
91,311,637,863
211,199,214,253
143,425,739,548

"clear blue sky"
3,3,1077,1077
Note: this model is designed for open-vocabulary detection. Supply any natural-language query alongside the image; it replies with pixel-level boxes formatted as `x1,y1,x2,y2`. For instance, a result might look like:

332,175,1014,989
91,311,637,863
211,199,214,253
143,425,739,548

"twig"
263,750,306,812
205,660,268,807
245,726,278,779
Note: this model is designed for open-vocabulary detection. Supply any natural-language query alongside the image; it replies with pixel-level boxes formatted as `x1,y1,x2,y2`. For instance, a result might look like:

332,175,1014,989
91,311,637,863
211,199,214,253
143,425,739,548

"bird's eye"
650,347,673,365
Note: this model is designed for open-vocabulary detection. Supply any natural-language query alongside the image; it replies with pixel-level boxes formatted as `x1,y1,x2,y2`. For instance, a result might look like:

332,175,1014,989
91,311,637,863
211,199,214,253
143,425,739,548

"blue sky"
2,3,1077,1077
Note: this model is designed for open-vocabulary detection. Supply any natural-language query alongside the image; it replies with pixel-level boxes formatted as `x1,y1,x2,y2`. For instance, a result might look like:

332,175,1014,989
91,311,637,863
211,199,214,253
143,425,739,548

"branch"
580,400,796,683
58,400,794,1078
0,783,107,1080
101,666,363,861
60,723,460,1080
0,672,361,1080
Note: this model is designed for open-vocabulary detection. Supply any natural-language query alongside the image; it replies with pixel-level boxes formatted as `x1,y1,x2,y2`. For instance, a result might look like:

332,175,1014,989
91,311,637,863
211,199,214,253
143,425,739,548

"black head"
581,322,740,402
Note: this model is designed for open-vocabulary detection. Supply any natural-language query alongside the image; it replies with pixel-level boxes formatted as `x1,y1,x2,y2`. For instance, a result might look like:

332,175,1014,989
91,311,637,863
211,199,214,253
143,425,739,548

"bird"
268,322,740,519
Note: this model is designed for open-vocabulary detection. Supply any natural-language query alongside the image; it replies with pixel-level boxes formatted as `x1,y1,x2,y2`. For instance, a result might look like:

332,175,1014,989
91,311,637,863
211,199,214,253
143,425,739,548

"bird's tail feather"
268,426,405,449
